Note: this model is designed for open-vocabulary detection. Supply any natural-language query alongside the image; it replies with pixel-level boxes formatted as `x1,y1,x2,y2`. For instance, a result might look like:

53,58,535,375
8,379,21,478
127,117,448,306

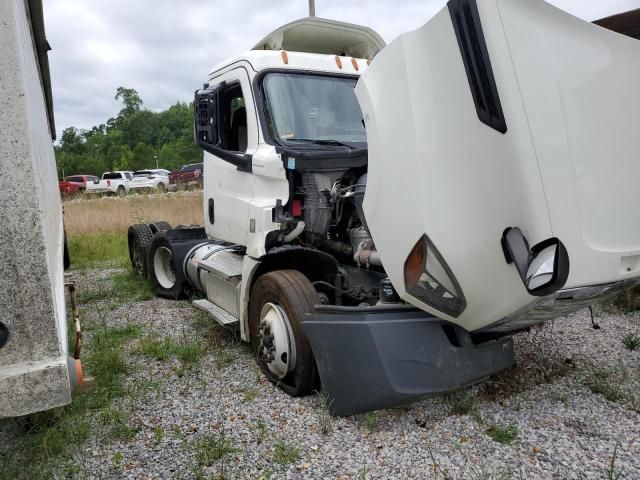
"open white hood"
356,0,640,332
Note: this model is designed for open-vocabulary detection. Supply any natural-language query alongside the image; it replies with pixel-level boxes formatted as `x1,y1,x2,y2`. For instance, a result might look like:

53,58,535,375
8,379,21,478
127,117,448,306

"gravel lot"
2,267,639,479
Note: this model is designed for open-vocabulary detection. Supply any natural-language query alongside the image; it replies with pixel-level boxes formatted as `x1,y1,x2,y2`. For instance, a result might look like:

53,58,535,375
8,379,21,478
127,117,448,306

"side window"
194,76,252,172
219,84,247,152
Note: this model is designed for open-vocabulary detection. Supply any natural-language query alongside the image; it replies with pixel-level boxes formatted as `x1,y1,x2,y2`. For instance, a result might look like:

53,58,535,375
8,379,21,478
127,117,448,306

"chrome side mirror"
502,227,569,297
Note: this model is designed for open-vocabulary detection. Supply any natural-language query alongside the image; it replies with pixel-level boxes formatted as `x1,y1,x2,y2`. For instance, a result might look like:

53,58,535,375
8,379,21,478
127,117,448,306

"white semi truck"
0,0,87,417
130,0,640,415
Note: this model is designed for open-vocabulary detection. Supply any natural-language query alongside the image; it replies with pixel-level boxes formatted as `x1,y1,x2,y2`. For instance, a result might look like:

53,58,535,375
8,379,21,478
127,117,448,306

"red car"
168,163,203,190
58,175,99,196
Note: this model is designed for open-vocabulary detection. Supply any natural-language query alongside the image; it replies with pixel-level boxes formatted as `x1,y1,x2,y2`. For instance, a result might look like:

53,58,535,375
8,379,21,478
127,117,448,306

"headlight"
404,234,466,318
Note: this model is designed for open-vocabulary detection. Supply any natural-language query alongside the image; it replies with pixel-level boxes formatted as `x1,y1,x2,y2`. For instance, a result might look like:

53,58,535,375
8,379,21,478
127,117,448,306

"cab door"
199,66,257,246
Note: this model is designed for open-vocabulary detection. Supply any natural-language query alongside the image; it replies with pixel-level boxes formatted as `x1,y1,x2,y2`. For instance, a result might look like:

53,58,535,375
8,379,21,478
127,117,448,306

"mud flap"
303,305,514,416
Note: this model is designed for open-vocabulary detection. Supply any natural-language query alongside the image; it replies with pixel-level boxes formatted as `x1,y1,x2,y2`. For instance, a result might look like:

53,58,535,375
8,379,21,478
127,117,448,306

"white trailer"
0,0,85,417
130,1,640,415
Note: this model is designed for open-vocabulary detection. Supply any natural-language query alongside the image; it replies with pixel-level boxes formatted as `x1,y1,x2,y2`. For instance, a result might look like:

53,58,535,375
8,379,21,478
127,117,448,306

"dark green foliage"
56,87,201,177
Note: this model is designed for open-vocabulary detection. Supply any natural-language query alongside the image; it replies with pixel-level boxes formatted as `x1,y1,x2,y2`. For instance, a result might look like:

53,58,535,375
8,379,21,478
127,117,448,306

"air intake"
448,0,507,133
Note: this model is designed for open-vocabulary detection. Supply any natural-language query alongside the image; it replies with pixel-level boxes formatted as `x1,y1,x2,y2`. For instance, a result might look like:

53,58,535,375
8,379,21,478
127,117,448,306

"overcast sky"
43,0,640,138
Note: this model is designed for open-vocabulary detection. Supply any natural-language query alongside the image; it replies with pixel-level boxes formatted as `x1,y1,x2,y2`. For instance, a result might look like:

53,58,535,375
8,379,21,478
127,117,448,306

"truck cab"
136,2,640,415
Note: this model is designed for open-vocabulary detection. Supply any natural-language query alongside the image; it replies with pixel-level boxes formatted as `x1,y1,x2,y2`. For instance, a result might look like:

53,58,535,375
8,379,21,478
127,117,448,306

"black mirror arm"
197,140,253,173
501,227,531,283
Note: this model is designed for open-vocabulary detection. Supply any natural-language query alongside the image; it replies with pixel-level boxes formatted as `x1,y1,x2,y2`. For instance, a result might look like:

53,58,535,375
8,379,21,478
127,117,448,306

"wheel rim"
153,246,176,289
259,302,296,380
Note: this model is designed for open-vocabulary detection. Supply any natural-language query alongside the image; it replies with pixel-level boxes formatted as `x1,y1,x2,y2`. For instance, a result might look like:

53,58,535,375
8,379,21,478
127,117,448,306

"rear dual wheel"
249,270,319,397
128,222,171,279
128,224,153,278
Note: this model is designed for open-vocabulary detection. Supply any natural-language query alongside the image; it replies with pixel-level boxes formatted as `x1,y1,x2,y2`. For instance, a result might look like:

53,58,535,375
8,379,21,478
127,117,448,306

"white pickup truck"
85,171,133,196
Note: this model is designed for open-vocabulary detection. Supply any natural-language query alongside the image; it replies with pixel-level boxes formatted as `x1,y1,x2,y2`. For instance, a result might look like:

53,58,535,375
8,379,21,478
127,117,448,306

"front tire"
116,185,126,197
249,270,319,397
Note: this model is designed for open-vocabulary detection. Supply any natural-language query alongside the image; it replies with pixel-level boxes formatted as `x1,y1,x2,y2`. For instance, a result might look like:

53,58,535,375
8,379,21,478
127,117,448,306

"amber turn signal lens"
403,234,466,318
404,236,427,288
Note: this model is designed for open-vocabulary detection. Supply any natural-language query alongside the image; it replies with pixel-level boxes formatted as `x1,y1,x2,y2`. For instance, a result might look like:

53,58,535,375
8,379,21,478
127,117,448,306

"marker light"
404,234,466,318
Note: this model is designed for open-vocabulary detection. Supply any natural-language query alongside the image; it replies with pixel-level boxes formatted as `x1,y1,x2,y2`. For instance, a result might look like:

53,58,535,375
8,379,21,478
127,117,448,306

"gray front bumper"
303,305,514,416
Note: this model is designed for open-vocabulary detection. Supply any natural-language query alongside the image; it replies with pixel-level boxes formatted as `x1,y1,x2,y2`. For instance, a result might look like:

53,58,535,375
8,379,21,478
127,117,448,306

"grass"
586,368,625,402
448,391,480,418
606,441,623,480
362,412,377,433
135,335,206,370
241,387,258,403
621,332,640,351
64,191,202,270
255,420,267,444
317,392,334,434
486,424,518,445
273,439,300,465
154,427,165,444
174,337,205,366
0,323,141,479
99,407,140,440
68,232,128,268
192,431,238,467
77,267,154,304
191,429,238,479
136,336,175,361
63,191,203,236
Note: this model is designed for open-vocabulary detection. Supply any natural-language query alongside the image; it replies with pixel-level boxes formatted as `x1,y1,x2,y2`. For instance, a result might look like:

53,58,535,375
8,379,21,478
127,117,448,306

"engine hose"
283,221,305,243
319,239,353,256
312,281,364,301
354,248,383,267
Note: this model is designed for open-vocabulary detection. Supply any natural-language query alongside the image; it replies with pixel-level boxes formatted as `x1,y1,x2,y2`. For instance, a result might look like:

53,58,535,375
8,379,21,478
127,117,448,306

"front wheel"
249,270,319,397
116,185,126,197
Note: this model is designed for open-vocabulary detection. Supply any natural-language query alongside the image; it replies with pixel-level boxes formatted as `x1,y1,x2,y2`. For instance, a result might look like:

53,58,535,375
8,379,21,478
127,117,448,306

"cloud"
43,0,640,137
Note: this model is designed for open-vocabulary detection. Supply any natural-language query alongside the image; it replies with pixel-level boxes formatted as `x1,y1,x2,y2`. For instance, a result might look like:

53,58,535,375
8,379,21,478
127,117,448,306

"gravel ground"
2,268,639,479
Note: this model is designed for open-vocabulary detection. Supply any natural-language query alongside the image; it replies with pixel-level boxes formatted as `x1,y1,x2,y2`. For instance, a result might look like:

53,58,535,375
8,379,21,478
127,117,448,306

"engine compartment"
267,167,396,307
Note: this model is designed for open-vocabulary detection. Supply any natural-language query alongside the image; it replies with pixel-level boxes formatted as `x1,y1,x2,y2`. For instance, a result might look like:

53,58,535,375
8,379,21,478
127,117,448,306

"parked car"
129,169,171,193
168,163,203,190
85,171,133,196
58,174,99,196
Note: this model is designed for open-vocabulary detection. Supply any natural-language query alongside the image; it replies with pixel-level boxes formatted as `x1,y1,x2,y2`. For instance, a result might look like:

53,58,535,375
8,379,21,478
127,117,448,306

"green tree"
55,88,201,178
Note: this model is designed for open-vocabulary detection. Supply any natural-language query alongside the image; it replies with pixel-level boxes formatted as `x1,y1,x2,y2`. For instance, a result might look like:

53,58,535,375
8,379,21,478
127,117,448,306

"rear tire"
149,221,171,234
146,231,188,299
128,224,153,278
249,270,319,397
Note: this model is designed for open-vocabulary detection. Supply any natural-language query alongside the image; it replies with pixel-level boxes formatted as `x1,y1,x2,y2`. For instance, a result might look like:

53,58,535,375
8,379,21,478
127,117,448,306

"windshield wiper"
286,138,361,149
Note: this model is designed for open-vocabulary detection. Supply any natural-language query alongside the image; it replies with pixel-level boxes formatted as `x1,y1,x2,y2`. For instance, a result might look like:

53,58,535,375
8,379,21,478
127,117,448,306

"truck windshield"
263,73,366,147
